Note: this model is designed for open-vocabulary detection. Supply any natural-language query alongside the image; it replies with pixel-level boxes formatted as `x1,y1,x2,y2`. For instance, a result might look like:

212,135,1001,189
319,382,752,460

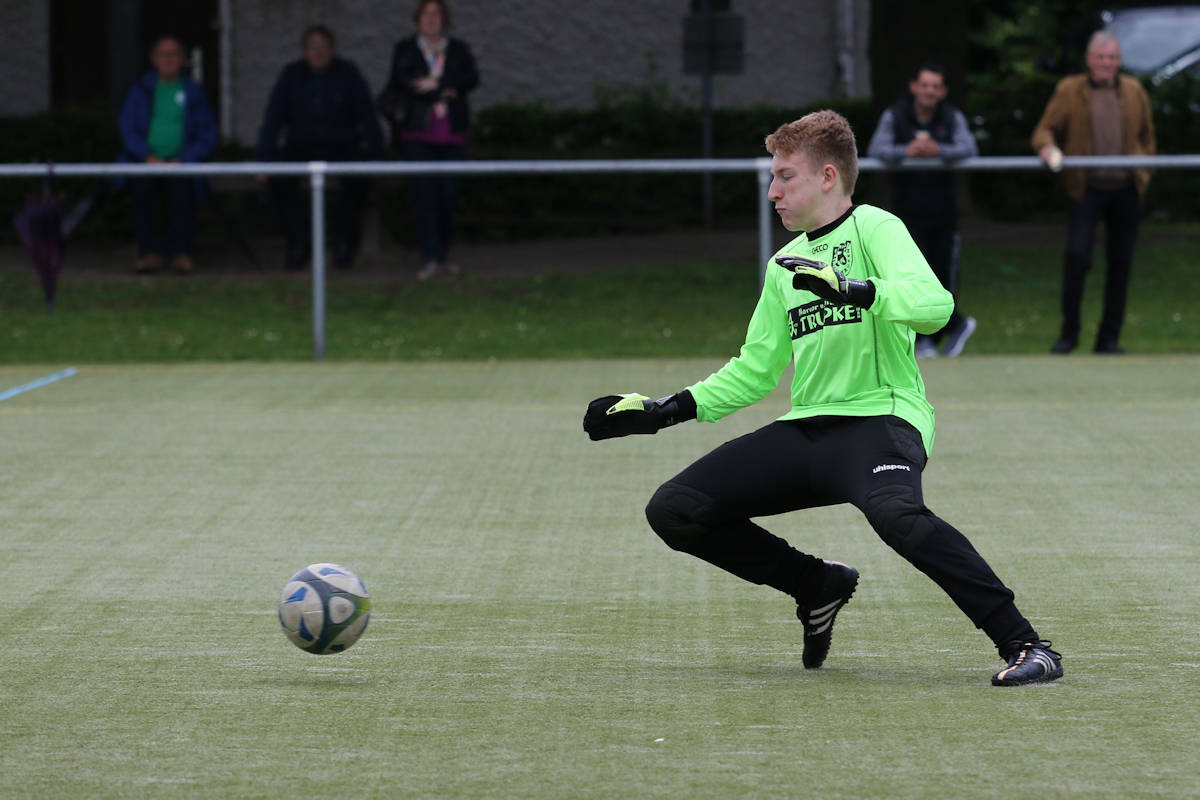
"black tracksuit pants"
644,415,1038,656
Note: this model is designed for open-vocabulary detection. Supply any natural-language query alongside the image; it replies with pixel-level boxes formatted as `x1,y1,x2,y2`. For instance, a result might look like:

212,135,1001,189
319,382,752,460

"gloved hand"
583,391,696,441
775,254,876,309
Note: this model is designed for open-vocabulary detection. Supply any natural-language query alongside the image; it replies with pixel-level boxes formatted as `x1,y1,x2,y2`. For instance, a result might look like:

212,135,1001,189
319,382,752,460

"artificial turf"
1,357,1196,798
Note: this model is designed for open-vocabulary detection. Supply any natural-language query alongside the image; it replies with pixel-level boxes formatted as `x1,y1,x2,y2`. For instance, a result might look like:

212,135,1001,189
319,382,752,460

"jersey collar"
805,204,856,241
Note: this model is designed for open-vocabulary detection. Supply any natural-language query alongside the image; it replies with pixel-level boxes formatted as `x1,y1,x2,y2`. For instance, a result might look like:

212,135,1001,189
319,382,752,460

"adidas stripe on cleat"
796,560,859,669
992,641,1063,686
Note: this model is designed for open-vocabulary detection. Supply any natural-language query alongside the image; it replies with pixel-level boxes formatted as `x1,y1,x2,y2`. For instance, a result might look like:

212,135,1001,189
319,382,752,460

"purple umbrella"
12,177,65,313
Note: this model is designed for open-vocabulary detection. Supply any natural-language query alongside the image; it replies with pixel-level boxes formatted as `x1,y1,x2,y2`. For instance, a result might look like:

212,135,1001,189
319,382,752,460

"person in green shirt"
584,110,1062,687
118,35,217,274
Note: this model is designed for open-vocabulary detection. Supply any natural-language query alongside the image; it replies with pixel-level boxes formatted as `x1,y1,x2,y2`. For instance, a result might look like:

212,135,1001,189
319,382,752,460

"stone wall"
230,0,870,145
0,0,49,115
0,0,871,143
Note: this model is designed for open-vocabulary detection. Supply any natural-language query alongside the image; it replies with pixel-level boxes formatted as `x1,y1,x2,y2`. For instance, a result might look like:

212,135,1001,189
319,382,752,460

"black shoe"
1093,338,1125,354
992,641,1063,686
796,560,859,669
1050,337,1076,354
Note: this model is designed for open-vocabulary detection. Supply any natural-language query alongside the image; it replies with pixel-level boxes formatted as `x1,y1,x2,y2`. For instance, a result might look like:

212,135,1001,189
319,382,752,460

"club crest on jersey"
831,241,852,271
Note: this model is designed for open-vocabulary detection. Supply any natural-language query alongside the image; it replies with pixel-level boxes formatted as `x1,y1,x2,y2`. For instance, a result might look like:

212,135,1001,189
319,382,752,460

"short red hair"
765,110,859,195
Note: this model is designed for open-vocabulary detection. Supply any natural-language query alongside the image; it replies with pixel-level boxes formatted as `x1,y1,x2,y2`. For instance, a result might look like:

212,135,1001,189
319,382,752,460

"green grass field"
1,221,1198,361
1,357,1197,798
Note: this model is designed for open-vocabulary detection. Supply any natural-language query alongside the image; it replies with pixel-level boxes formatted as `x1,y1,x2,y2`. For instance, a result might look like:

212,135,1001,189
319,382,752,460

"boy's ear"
822,164,839,191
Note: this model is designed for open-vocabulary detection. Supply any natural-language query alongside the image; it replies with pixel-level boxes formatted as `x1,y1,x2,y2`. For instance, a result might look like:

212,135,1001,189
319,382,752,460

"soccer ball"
277,563,371,654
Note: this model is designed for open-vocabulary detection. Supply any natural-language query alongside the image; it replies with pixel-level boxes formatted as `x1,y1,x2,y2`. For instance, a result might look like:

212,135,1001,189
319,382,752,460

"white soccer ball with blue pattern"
278,563,371,654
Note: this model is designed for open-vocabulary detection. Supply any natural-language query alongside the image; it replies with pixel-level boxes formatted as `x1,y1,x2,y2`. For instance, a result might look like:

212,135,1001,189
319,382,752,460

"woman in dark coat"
382,0,479,278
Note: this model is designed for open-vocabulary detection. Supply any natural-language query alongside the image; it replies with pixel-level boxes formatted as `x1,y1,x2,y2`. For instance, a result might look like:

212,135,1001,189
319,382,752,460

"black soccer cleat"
796,560,859,669
992,641,1064,686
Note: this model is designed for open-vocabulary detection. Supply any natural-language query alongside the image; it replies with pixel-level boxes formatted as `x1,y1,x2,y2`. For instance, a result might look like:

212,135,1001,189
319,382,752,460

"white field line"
0,367,77,402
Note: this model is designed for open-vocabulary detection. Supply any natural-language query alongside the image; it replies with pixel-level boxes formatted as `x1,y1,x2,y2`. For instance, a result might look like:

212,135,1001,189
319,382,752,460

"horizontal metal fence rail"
2,154,1196,358
2,154,1197,178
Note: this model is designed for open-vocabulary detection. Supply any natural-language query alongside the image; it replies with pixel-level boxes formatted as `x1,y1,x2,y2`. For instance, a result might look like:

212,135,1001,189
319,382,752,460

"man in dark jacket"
867,63,979,358
257,25,385,271
118,35,218,274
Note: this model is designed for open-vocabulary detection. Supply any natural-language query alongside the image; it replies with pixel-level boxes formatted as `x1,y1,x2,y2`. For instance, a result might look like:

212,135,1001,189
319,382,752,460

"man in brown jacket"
1031,31,1155,354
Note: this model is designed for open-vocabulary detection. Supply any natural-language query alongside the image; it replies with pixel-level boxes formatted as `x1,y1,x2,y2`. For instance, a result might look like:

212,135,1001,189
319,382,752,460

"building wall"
0,0,49,115
0,0,871,139
230,0,870,146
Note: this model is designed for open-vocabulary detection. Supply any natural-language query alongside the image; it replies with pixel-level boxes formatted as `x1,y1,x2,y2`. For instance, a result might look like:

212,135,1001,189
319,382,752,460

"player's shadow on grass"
661,660,990,687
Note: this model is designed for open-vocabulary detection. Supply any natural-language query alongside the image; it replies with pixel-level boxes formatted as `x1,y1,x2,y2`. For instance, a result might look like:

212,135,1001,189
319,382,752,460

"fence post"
309,161,328,360
757,159,772,288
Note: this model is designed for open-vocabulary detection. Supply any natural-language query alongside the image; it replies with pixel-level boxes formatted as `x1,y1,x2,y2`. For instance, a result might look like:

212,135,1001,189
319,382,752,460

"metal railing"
2,154,1196,358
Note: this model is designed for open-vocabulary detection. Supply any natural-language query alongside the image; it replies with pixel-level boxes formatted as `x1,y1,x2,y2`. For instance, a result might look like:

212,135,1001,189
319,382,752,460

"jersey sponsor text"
788,299,863,339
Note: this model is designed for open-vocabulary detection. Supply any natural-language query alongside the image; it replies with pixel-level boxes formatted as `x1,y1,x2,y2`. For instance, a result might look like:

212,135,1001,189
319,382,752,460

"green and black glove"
583,390,697,441
775,254,876,309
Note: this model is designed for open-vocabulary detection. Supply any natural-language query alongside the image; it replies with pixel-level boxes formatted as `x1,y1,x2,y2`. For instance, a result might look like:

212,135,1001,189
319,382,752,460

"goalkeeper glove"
775,254,876,309
583,390,697,441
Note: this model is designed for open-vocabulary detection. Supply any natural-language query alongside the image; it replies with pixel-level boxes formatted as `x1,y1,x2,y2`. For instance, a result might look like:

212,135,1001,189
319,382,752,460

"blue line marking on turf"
0,367,79,403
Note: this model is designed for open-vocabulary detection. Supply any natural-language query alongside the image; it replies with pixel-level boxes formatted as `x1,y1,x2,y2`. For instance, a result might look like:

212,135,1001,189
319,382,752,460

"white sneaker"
941,316,977,358
915,340,939,359
417,261,441,280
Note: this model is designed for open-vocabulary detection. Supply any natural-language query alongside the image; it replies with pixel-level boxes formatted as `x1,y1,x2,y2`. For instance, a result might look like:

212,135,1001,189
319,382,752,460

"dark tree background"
868,0,968,114
867,0,1200,220
869,0,1176,112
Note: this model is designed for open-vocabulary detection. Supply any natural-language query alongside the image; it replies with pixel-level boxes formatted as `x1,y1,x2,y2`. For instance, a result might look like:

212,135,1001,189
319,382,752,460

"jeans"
1061,185,1140,345
402,139,465,264
268,175,370,254
130,177,195,258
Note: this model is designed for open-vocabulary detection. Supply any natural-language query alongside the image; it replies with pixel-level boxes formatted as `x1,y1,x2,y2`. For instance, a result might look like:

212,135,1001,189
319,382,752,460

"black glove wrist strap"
845,279,876,309
652,389,697,427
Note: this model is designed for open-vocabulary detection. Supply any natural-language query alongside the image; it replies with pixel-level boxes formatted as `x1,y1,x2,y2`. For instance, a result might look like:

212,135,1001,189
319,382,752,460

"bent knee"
863,483,935,558
645,481,715,551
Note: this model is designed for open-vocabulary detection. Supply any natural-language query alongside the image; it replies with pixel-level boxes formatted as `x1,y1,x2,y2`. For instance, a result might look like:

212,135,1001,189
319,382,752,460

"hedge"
3,79,1196,247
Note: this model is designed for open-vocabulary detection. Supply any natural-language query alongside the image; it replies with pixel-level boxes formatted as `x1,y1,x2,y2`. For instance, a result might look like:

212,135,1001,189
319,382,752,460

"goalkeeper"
583,110,1062,686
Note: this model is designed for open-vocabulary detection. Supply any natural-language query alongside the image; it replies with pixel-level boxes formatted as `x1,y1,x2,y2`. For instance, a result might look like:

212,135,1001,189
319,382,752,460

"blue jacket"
118,71,218,164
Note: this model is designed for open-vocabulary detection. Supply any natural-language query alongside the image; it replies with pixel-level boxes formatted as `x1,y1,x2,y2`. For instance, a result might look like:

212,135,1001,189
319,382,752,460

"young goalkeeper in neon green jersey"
583,110,1062,686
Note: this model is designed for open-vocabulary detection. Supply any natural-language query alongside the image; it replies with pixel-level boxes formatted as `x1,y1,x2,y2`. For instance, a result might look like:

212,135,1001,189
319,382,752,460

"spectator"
1032,31,1155,354
118,35,217,274
380,0,479,279
867,63,978,358
257,25,385,271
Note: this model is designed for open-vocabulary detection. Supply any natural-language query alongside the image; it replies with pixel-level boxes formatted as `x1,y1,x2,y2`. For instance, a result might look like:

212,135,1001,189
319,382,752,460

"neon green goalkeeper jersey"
687,204,954,454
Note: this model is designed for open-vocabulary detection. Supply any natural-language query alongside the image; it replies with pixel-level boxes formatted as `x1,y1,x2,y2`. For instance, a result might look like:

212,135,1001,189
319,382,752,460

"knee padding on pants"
645,481,718,553
863,483,936,559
